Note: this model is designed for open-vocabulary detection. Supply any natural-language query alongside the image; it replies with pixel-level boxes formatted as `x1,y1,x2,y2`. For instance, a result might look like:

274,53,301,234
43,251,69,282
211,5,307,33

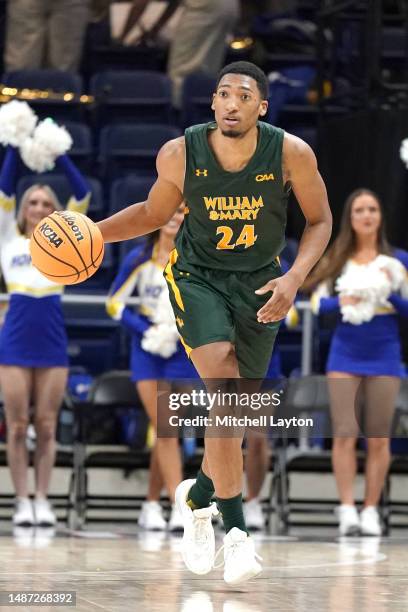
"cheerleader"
0,128,90,527
107,205,198,531
307,189,408,536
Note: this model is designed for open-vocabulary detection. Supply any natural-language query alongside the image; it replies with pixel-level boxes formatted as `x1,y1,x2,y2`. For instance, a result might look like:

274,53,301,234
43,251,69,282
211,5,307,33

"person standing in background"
167,0,240,107
5,0,90,72
306,189,408,537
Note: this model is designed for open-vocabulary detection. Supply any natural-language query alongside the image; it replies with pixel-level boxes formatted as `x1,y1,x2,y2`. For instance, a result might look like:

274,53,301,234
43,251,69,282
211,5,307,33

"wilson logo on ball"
38,222,63,248
58,211,84,242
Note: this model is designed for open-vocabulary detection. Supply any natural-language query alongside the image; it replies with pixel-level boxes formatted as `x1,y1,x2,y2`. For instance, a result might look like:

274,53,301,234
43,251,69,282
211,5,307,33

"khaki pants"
168,0,240,108
5,0,90,72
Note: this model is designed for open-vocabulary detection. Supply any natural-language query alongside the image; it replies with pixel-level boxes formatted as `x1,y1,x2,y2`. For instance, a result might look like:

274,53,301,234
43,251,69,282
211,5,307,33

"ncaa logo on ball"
38,222,63,248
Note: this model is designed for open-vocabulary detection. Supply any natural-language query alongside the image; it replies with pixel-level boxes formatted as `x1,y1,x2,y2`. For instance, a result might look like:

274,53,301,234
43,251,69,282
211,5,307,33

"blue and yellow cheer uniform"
312,250,408,377
0,146,90,367
107,241,198,381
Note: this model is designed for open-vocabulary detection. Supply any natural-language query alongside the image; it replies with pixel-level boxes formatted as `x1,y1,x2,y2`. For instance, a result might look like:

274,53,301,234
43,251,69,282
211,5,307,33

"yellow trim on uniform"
310,293,320,315
286,305,299,328
7,283,63,296
67,193,91,215
0,191,16,213
164,248,185,312
179,333,193,357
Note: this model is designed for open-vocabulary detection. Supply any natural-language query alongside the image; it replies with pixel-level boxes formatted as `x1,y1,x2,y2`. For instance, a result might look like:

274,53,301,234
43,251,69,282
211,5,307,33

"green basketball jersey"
175,121,289,272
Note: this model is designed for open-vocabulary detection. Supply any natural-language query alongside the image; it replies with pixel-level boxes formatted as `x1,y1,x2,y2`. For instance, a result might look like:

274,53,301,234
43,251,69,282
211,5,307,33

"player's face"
212,74,268,138
161,205,185,238
24,189,55,231
350,194,382,237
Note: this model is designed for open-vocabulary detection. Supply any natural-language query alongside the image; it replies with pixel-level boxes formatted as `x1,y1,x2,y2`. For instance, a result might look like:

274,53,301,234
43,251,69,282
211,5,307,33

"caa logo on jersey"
195,169,208,177
255,173,275,182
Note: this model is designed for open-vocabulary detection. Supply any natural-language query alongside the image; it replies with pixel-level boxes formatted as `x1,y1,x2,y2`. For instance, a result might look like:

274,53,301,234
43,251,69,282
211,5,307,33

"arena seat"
90,70,172,126
181,72,216,128
17,174,105,220
99,123,181,181
68,370,149,528
2,69,84,121
109,175,155,215
62,121,93,174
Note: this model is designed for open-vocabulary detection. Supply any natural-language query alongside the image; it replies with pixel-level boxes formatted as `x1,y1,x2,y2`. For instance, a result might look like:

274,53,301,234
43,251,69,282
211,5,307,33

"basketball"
29,210,104,285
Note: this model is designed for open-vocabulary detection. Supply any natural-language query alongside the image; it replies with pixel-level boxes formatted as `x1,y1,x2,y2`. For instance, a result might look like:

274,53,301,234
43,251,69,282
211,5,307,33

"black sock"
216,493,248,534
187,468,215,509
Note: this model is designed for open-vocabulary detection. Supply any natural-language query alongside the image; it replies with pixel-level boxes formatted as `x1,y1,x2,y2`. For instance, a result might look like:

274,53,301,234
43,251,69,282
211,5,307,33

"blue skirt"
326,314,404,377
0,294,69,368
130,335,199,381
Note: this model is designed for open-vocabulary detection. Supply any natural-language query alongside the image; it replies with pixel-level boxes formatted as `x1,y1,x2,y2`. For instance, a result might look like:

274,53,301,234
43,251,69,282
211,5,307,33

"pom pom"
142,323,179,358
0,100,37,147
20,118,72,173
335,255,406,324
400,139,408,168
141,290,179,358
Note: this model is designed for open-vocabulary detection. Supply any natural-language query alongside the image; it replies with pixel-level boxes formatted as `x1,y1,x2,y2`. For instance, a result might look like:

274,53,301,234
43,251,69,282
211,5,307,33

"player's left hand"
255,273,299,323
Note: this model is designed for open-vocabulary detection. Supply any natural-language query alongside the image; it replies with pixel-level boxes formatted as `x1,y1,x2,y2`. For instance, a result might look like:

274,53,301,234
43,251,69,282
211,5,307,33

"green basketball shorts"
164,248,282,378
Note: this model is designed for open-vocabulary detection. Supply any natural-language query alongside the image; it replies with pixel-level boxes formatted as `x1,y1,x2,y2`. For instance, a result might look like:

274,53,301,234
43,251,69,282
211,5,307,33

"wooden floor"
0,526,407,612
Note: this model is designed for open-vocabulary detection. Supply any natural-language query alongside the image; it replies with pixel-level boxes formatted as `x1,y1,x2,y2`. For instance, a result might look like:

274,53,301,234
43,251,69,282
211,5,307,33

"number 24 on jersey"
216,224,257,250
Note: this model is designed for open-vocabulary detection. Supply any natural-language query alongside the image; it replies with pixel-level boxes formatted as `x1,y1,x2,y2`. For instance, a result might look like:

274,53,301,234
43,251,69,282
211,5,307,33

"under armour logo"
195,169,208,177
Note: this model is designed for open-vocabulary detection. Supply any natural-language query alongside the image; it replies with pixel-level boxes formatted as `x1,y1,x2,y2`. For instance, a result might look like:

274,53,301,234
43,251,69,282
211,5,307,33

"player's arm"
97,138,185,243
256,135,332,323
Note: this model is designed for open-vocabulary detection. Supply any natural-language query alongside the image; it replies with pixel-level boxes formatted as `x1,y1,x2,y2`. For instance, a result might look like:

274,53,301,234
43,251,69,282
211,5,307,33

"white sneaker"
33,498,57,527
13,498,35,527
360,506,382,536
244,498,265,531
175,478,219,575
215,527,262,585
337,504,360,536
168,503,184,532
138,501,166,531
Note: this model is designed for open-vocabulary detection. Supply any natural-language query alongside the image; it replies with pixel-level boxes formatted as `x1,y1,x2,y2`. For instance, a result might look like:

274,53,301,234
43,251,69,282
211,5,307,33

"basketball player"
97,61,332,584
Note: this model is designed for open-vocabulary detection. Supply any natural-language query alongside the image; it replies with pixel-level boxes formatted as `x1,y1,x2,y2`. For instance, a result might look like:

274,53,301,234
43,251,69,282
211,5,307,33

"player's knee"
8,420,29,443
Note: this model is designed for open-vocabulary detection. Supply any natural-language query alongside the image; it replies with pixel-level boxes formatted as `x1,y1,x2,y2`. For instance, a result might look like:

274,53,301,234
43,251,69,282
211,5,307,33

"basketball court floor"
1,525,407,612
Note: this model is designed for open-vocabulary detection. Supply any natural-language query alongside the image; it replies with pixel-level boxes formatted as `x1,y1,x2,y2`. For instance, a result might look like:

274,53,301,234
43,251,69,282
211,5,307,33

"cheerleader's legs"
0,366,32,497
33,367,68,497
147,444,164,501
137,380,182,502
362,376,399,507
327,373,361,505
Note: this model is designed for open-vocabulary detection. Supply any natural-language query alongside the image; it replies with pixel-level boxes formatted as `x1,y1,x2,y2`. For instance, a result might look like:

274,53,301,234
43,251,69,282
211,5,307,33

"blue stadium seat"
2,69,84,121
62,121,93,173
3,69,82,93
99,123,181,181
289,126,317,150
17,174,105,220
90,70,172,125
181,73,216,128
109,175,155,215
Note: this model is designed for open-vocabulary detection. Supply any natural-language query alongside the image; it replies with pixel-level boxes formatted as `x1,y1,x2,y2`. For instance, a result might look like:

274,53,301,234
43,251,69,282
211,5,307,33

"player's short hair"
216,61,269,100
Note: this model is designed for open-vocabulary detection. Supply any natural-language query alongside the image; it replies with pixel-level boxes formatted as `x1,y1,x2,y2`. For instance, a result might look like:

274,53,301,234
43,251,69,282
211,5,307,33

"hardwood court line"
0,553,387,578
